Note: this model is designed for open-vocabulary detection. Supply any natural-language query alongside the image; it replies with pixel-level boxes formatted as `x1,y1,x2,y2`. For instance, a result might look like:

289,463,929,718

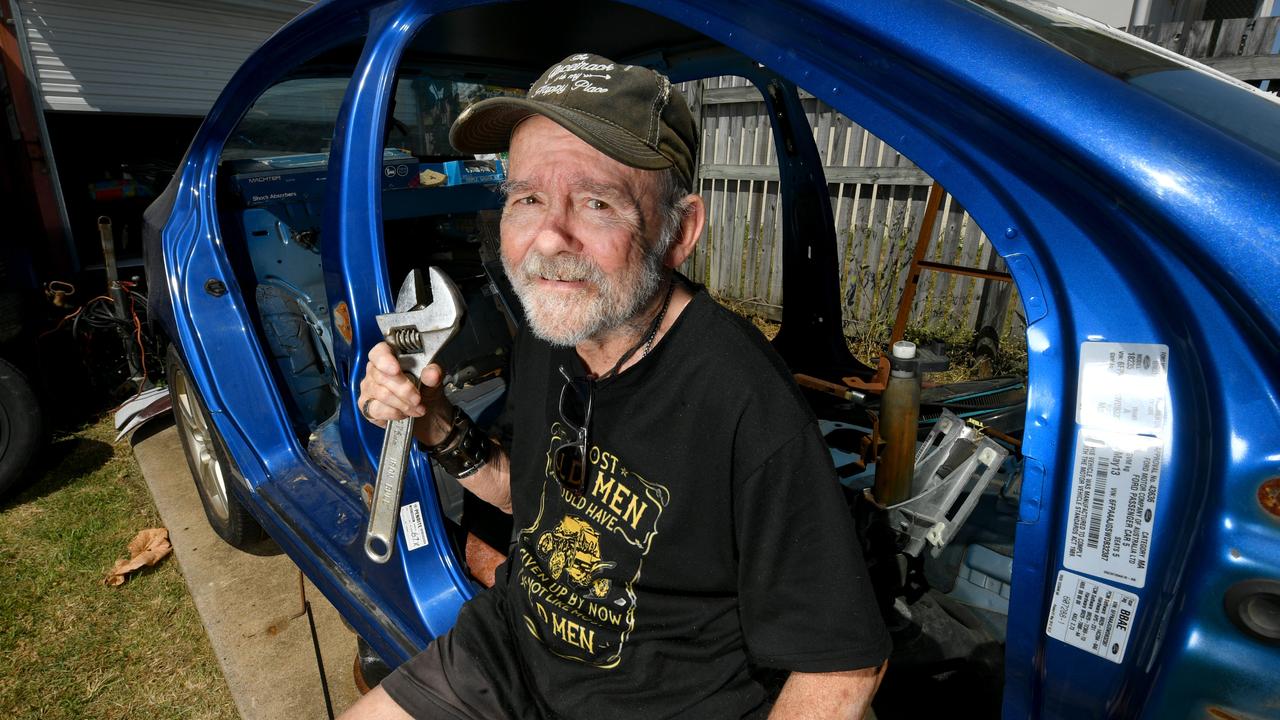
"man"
343,53,890,720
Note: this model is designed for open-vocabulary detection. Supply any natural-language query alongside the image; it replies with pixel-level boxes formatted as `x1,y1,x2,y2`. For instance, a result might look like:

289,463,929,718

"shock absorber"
874,341,923,507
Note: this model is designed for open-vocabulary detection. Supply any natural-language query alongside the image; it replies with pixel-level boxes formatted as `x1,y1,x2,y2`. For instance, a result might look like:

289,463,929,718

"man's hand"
768,664,886,720
358,342,453,447
357,342,514,514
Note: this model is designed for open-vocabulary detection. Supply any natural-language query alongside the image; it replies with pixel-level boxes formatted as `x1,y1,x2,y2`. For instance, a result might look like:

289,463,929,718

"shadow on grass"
1,436,114,510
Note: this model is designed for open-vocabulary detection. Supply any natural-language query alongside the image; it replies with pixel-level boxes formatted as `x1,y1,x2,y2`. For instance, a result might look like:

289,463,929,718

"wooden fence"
1128,16,1280,80
677,18,1278,347
677,76,1022,347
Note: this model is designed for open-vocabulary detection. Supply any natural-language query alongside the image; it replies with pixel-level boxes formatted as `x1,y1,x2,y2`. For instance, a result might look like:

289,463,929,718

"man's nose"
529,201,581,255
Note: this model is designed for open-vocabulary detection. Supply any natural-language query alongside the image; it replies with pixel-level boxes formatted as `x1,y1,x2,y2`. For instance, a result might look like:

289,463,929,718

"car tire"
0,357,42,498
167,344,265,549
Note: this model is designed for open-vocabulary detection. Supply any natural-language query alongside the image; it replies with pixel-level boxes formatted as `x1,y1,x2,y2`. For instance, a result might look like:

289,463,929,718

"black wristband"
429,407,491,479
427,405,467,454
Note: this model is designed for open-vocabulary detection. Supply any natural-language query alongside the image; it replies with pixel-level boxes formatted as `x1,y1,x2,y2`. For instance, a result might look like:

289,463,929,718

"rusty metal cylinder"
874,341,921,506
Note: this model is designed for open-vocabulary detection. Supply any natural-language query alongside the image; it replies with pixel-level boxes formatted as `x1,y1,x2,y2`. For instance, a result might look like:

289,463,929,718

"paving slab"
132,421,362,719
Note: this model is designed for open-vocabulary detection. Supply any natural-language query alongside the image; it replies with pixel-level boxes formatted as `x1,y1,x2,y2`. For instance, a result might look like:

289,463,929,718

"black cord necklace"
599,277,676,381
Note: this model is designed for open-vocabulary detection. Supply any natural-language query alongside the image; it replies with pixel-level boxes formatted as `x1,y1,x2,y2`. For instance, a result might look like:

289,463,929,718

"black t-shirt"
482,287,889,718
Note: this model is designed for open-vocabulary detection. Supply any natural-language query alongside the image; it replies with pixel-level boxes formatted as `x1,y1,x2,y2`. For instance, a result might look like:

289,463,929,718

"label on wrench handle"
365,416,415,563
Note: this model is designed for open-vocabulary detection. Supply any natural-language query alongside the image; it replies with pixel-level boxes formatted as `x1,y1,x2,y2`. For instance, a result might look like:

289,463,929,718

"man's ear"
665,193,705,269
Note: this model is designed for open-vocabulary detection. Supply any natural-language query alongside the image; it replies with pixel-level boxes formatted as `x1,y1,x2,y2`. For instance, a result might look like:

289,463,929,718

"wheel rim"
173,366,230,521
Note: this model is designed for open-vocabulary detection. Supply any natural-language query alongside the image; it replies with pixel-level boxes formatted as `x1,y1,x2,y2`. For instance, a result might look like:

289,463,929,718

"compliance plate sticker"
1046,570,1139,664
1076,342,1170,434
1063,432,1164,588
400,502,429,551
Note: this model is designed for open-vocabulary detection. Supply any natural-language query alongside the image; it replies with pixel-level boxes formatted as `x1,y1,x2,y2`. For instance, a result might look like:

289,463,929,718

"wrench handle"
365,415,416,563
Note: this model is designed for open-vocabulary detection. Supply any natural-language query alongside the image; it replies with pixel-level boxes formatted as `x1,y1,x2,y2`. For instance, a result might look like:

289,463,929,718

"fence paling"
1130,16,1280,80
681,77,1023,343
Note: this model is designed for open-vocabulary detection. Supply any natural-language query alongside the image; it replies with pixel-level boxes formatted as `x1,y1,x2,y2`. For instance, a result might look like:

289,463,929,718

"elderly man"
343,53,890,720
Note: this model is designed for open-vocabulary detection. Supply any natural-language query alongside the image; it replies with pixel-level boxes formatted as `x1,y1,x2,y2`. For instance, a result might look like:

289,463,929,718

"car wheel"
548,551,566,580
0,357,42,498
167,345,265,549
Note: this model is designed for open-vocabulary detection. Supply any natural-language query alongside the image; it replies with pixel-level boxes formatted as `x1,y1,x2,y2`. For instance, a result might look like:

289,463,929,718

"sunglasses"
550,365,594,493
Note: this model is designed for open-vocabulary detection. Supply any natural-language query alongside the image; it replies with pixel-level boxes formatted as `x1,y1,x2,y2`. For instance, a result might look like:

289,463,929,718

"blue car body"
145,0,1280,717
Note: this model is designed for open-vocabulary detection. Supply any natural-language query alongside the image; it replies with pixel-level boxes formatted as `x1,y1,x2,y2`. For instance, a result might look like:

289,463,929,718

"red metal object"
794,372,865,401
0,2,71,275
914,260,1013,282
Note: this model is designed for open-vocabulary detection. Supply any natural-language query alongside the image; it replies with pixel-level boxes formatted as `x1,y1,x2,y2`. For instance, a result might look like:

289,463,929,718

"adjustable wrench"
364,267,464,563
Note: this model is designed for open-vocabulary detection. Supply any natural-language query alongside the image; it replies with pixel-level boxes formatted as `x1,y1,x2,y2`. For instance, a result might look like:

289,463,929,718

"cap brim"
450,97,673,173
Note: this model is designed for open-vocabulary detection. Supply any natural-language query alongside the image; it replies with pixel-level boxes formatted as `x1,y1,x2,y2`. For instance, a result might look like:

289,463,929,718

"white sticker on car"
400,501,429,551
1063,432,1165,588
1076,342,1170,435
1045,570,1139,664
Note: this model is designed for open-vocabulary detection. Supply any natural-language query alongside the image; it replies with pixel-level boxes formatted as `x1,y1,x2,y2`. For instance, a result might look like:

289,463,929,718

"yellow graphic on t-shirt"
537,516,617,598
517,423,670,668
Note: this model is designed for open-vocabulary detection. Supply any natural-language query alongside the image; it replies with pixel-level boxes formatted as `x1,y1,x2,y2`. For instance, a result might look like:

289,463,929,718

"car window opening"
379,14,1026,717
208,4,1031,715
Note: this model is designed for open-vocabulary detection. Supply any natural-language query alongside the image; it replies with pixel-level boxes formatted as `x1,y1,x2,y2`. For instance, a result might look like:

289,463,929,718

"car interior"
211,1,1029,713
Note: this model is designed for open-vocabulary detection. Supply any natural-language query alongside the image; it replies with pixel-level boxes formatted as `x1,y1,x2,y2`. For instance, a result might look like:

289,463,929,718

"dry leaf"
104,528,172,586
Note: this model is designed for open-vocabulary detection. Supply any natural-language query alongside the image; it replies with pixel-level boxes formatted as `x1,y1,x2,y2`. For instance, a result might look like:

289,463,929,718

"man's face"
500,116,670,347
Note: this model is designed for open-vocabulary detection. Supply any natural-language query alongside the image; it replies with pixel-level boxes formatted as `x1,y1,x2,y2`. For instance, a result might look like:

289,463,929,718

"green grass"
717,294,1028,384
0,415,236,720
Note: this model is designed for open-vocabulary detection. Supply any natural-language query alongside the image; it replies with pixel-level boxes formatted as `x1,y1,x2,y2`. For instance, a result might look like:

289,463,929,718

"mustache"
518,252,605,284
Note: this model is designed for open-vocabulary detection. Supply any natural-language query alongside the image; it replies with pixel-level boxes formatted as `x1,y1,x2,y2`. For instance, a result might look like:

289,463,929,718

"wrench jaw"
376,267,466,379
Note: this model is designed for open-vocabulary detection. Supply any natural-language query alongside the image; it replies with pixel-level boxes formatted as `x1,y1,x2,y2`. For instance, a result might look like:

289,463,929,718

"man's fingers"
419,363,446,390
365,352,426,411
358,390,421,425
369,342,408,378
360,365,424,416
369,363,421,404
358,398,388,428
362,374,425,417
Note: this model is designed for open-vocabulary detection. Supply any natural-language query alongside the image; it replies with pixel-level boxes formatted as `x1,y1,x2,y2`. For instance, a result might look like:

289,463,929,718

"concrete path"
132,421,362,719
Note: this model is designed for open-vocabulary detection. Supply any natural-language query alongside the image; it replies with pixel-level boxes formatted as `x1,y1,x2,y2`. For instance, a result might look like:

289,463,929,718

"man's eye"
512,196,537,206
586,198,610,210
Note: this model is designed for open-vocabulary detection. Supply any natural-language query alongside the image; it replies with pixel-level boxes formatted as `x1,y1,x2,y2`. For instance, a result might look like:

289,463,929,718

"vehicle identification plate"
1063,432,1164,587
400,501,429,551
1076,342,1170,434
1046,570,1139,664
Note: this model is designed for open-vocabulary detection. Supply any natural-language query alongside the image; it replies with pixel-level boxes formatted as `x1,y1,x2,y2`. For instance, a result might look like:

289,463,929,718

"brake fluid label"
1076,342,1170,435
1063,433,1164,587
400,502,429,551
1046,570,1139,664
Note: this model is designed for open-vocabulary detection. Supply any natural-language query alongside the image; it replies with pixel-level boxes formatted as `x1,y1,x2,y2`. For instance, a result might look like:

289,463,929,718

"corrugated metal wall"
18,0,314,115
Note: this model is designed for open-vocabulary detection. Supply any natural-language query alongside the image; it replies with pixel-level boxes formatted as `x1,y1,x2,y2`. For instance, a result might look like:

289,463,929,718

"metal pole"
98,216,142,381
873,341,921,507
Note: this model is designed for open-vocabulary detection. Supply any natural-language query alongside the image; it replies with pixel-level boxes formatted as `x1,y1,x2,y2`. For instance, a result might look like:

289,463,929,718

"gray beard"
502,244,667,347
